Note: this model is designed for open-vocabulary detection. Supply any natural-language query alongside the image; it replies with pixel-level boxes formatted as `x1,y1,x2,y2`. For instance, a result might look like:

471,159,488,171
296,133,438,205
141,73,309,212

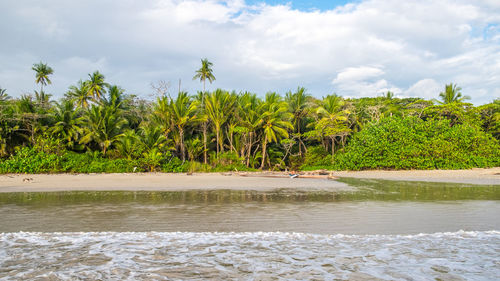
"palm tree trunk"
180,127,185,162
297,119,302,156
203,122,207,164
331,136,335,156
216,126,220,156
246,132,253,167
260,135,268,169
230,130,234,152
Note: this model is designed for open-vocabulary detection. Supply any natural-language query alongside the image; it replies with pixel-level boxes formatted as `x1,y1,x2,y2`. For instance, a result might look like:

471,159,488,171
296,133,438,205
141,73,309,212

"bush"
331,116,500,170
301,145,331,169
0,147,61,173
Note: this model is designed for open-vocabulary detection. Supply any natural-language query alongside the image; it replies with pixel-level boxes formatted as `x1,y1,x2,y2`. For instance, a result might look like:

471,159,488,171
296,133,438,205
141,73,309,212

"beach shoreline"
0,168,498,193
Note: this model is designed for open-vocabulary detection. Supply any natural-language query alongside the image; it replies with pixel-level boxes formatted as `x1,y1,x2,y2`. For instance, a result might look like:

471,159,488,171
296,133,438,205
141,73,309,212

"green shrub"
301,145,331,169
331,116,500,170
0,147,61,173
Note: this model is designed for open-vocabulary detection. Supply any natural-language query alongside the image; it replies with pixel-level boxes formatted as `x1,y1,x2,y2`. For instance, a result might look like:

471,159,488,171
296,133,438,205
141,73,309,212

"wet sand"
0,168,498,193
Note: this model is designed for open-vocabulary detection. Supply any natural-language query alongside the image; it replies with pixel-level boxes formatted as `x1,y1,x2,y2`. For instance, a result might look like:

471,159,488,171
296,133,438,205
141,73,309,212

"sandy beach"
0,173,353,193
0,168,498,192
331,167,500,185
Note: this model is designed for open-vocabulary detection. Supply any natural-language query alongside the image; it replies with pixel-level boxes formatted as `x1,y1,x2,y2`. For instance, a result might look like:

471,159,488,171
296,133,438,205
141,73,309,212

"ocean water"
1,231,499,280
1,180,499,280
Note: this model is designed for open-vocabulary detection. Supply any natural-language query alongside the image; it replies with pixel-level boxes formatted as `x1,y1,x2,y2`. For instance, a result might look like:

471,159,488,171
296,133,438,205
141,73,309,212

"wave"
1,230,499,280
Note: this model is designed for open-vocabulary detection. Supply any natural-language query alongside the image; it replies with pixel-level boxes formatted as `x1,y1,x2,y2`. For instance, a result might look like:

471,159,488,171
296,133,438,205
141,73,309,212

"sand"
0,168,498,193
0,173,352,193
331,167,500,185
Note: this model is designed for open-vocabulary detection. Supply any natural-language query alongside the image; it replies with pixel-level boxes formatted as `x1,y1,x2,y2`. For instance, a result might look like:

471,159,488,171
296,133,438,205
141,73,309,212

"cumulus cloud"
0,0,499,104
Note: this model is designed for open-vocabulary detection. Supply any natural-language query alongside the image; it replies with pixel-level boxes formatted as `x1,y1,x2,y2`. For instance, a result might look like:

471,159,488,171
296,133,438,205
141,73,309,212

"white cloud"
404,79,442,99
0,0,499,104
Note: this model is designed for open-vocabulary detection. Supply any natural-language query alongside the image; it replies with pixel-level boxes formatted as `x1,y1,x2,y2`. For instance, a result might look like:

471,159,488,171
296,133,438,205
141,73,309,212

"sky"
1,0,499,105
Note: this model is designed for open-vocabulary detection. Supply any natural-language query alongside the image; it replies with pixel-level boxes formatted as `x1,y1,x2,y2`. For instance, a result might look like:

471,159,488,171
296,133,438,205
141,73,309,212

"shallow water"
0,179,499,280
1,200,499,234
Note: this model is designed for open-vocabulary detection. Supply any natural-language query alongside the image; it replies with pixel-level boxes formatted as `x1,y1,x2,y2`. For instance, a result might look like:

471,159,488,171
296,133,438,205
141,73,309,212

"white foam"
0,230,499,280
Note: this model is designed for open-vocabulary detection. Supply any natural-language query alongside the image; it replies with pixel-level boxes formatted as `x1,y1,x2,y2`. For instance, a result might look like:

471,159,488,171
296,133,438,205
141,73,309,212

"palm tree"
80,105,127,155
34,90,52,108
438,83,470,104
170,91,198,162
50,100,84,150
0,88,9,102
32,62,54,93
195,91,209,164
193,58,215,93
237,92,262,167
314,95,350,156
66,80,92,108
139,125,166,153
116,129,140,159
87,71,108,101
285,86,311,156
205,89,235,156
258,92,293,169
152,95,173,145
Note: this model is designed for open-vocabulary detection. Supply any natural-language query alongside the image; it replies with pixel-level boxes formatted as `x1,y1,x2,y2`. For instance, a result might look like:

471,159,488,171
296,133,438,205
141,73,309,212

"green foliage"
2,69,499,174
329,116,500,170
0,147,61,173
301,145,332,168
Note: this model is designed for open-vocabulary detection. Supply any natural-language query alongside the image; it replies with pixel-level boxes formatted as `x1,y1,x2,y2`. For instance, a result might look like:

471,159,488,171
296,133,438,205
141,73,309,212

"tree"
307,95,350,156
237,92,262,167
0,88,9,102
152,95,173,145
195,91,209,164
80,105,127,155
438,83,470,104
87,71,108,101
50,100,84,150
193,58,215,93
170,91,198,162
285,86,311,156
258,92,293,169
205,89,235,157
32,62,54,93
66,80,92,108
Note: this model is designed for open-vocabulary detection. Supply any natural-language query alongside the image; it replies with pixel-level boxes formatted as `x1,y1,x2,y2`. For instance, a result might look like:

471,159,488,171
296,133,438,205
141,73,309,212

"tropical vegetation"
0,61,499,173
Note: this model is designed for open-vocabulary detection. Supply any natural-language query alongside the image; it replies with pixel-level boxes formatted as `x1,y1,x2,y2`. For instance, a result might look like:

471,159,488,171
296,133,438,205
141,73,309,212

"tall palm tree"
285,86,311,156
258,92,293,169
438,83,470,104
170,91,198,162
32,62,54,93
66,80,92,108
87,71,108,101
195,91,209,164
34,90,52,108
205,89,235,156
193,58,215,93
